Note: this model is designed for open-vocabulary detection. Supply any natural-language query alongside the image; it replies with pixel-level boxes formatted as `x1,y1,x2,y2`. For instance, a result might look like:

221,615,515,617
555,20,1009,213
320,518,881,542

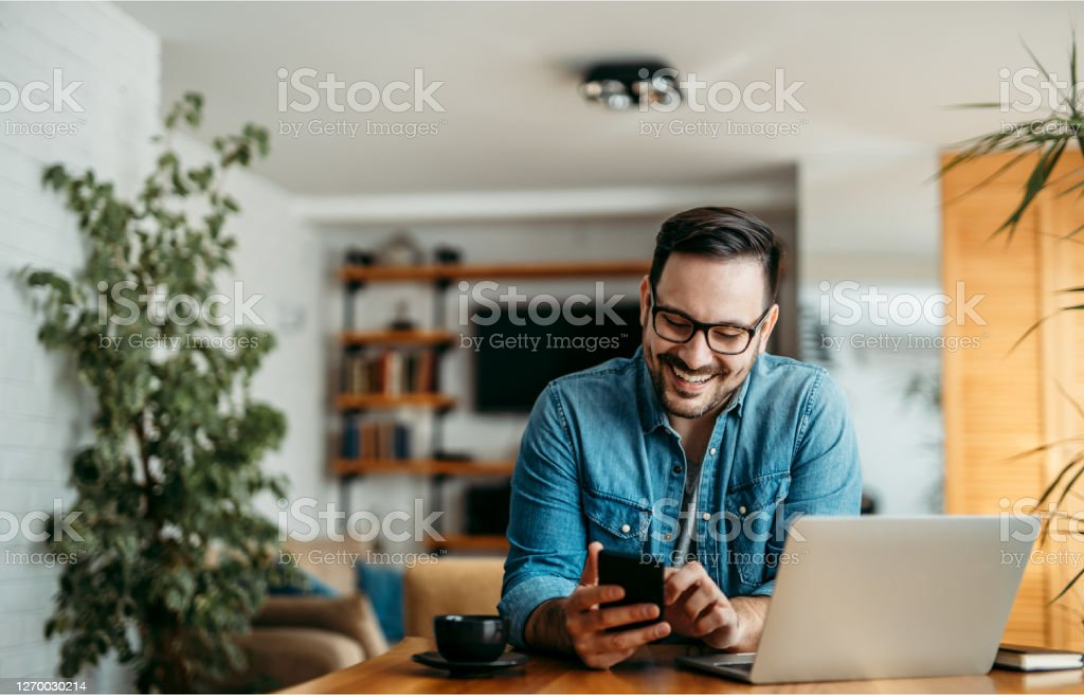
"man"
498,207,862,668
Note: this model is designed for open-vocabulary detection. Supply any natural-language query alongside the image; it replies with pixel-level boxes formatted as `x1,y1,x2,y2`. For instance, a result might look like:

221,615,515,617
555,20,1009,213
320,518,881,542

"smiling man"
498,207,862,668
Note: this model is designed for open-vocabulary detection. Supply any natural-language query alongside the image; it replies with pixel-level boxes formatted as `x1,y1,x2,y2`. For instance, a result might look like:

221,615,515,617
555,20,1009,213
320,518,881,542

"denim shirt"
498,347,862,649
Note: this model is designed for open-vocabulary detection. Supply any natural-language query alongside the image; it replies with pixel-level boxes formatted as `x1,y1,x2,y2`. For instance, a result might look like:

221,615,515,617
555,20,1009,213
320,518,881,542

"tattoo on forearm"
525,598,574,654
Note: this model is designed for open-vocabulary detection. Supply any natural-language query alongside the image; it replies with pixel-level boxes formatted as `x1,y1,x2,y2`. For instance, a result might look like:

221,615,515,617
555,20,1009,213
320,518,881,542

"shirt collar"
635,346,752,434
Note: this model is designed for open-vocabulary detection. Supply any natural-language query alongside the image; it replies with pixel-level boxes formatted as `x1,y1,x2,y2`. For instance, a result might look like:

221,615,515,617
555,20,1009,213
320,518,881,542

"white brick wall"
0,1,159,682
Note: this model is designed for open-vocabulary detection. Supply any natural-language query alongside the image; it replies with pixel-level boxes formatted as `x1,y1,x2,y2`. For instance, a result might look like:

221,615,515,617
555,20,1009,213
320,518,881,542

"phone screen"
597,549,665,631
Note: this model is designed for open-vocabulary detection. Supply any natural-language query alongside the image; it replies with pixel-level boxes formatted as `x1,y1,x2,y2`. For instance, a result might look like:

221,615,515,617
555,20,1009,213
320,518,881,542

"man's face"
640,252,778,420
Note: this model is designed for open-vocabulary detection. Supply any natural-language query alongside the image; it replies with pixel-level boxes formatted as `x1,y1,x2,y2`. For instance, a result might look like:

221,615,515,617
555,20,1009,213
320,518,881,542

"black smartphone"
597,549,665,631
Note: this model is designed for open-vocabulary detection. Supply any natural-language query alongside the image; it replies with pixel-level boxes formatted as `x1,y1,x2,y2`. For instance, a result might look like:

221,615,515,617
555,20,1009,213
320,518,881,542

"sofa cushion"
254,594,388,658
238,626,364,690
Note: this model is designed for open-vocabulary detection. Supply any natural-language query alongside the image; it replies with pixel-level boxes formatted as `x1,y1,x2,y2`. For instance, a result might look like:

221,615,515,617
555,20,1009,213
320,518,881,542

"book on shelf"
341,418,413,461
994,643,1084,672
342,349,439,396
341,413,360,459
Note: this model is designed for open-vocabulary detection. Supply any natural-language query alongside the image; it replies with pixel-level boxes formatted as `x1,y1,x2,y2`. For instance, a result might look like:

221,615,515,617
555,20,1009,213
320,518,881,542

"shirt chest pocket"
582,488,652,555
724,472,791,586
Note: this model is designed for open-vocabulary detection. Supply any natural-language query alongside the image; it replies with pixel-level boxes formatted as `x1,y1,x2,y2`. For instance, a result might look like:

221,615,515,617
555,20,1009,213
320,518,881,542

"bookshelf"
335,459,516,476
340,329,456,347
339,260,651,283
335,393,455,411
336,259,650,553
425,534,509,553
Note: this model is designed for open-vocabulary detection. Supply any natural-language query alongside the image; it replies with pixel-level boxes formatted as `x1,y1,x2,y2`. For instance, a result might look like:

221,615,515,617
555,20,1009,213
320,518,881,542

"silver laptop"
677,515,1036,684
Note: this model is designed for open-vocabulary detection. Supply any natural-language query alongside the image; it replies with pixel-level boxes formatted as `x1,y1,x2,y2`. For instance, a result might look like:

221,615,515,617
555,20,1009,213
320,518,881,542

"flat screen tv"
472,300,642,412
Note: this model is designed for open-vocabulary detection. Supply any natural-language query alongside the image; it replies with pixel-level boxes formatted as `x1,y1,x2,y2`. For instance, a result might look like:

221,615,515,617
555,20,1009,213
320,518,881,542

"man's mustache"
657,352,724,378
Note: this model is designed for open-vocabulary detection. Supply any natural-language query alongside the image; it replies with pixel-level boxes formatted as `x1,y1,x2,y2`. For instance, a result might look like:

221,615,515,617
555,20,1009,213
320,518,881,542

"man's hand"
525,542,671,669
664,561,767,651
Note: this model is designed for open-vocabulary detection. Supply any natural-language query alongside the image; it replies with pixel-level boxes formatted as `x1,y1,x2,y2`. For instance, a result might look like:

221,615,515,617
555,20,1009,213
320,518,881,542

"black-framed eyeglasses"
648,288,773,355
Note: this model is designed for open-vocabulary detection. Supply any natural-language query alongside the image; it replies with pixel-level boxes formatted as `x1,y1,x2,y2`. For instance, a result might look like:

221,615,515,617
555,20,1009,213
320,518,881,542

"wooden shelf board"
341,261,649,283
336,393,455,410
425,534,509,552
335,459,515,476
340,329,455,346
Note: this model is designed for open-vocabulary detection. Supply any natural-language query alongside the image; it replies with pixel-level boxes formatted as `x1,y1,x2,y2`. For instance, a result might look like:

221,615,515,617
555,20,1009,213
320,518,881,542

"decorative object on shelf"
433,450,474,462
389,300,417,331
380,229,425,266
433,244,462,265
346,246,376,267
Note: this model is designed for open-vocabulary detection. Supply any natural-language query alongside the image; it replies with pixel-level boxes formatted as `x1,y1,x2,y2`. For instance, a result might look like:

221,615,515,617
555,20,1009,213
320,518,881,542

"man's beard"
646,345,751,420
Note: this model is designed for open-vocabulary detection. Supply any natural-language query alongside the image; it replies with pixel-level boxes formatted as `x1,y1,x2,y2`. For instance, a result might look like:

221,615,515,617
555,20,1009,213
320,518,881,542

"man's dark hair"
649,206,782,305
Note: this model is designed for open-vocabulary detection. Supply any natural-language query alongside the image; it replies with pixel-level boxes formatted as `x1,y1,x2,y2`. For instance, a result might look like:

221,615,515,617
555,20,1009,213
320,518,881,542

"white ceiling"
118,1,1080,197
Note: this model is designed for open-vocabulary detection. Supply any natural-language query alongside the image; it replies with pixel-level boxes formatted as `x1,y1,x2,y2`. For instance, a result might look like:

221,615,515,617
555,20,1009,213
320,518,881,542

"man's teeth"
671,365,714,383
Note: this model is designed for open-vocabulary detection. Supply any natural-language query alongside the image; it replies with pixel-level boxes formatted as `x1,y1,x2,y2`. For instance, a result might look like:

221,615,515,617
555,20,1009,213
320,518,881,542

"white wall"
0,0,159,683
799,148,944,514
799,148,942,286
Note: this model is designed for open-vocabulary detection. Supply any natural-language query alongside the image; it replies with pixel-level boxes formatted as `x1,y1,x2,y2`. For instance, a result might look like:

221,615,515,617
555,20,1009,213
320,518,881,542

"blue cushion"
357,563,404,642
268,565,340,597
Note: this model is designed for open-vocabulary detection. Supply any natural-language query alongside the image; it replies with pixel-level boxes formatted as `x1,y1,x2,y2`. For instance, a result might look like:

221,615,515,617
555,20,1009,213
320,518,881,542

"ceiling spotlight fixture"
581,61,681,111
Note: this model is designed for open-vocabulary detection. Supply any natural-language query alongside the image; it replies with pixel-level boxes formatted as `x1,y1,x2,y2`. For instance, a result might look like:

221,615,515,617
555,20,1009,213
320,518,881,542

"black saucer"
411,650,528,677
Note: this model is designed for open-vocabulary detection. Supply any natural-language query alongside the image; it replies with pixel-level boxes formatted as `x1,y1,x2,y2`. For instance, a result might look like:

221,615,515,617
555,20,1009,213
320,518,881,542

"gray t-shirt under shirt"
671,455,705,567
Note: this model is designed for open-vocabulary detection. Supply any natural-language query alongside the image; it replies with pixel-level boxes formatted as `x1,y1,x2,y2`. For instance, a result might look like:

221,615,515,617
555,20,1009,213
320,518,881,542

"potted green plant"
22,92,298,692
941,38,1084,618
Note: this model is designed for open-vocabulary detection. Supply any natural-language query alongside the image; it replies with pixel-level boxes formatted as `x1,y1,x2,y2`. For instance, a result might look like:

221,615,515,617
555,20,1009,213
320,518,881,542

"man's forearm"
728,596,770,651
524,597,575,654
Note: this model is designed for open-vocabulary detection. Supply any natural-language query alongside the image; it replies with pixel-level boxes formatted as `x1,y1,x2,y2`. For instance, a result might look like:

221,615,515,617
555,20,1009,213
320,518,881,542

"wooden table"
280,637,1084,694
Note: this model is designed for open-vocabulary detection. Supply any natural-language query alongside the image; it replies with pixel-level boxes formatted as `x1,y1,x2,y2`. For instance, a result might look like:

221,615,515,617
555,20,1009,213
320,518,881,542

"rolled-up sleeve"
499,383,586,649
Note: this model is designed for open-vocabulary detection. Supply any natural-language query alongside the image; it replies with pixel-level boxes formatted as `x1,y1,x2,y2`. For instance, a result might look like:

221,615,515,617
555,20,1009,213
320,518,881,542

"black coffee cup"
433,615,508,662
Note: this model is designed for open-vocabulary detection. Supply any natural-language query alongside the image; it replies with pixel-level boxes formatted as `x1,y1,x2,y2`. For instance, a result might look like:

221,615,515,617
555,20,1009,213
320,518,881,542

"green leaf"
1050,565,1084,605
940,150,1032,207
994,138,1069,242
1064,221,1084,239
1008,304,1084,353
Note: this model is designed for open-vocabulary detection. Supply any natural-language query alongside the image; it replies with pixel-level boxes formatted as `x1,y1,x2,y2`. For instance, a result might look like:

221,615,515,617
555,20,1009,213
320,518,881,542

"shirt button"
738,505,747,515
709,447,717,456
672,464,683,475
664,533,672,541
702,512,711,521
620,523,631,533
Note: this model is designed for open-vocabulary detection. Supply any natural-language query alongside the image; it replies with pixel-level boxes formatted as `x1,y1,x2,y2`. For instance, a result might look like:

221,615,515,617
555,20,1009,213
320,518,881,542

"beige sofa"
225,539,388,691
